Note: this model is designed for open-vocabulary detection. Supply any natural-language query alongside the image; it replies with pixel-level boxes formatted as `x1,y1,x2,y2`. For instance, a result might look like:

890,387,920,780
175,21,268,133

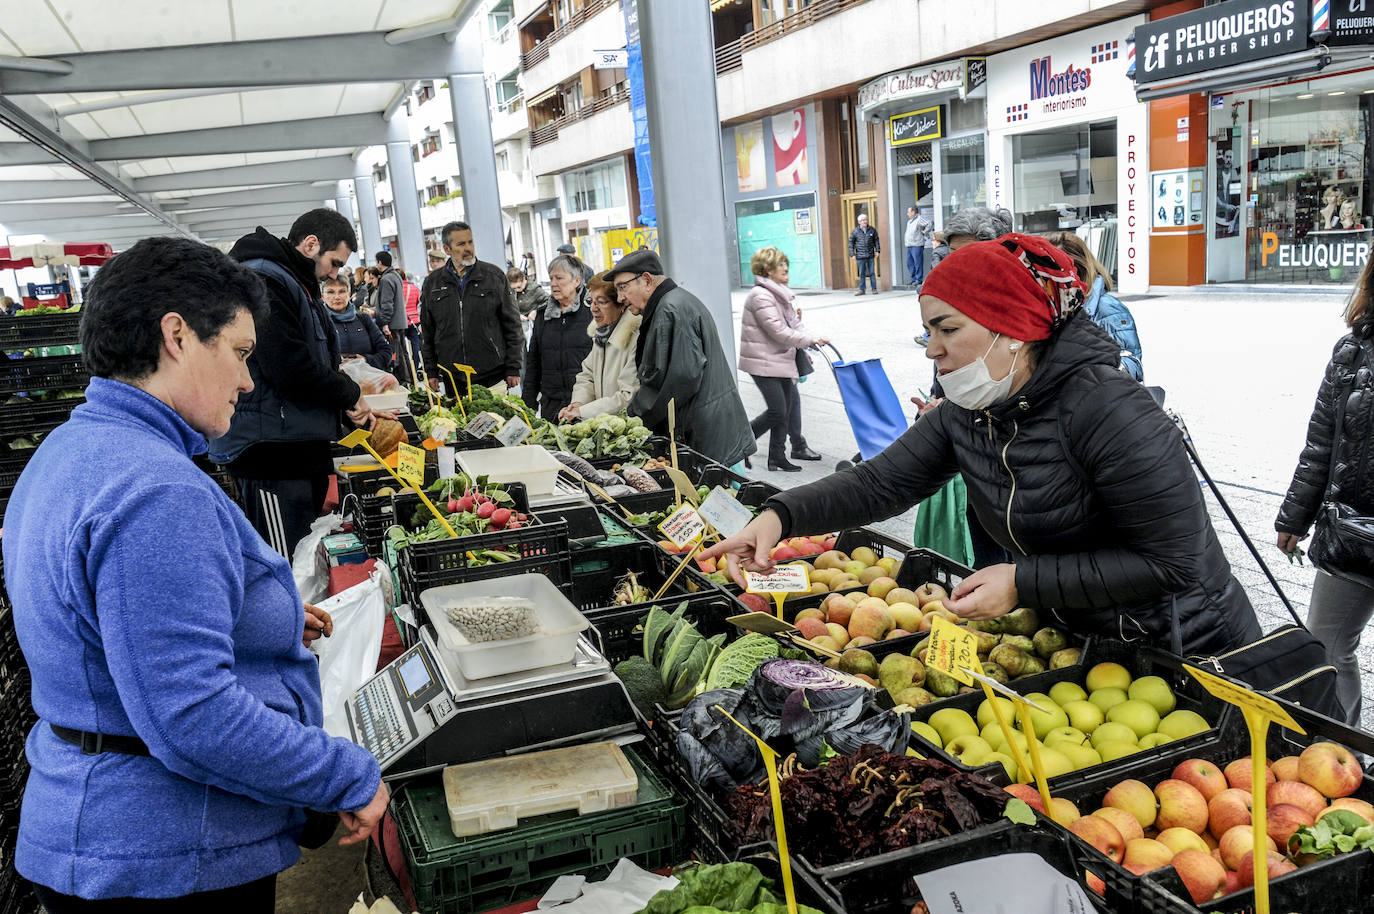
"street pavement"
723,282,1374,729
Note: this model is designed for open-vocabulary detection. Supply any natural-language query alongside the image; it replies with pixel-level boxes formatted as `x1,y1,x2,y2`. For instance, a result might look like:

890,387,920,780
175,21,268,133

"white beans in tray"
444,597,539,643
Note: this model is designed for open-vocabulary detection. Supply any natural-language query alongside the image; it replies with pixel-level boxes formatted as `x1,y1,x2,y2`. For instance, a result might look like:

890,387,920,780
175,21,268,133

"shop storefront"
857,58,988,283
1132,0,1374,286
720,104,824,288
986,18,1151,292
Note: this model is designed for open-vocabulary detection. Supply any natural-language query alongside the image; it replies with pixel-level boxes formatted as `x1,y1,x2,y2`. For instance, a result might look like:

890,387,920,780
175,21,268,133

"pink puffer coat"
738,276,816,379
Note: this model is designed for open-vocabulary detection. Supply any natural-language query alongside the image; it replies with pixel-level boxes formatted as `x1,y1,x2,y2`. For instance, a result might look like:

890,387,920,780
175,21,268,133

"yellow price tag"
1186,665,1306,914
746,565,811,620
452,363,476,399
336,429,457,539
396,442,425,488
664,466,699,507
926,616,979,686
714,706,799,914
339,428,371,449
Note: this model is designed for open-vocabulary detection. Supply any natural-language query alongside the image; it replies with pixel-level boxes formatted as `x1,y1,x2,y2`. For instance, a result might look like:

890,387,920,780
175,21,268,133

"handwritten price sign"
396,442,426,488
658,503,706,549
926,616,979,686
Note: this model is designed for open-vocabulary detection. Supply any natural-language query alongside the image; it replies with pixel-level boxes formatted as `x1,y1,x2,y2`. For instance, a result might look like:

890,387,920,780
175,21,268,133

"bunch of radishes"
444,489,528,531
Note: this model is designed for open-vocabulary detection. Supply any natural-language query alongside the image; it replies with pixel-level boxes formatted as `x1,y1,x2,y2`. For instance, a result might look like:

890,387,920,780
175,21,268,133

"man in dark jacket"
848,213,880,295
373,250,411,382
420,221,523,394
211,208,383,555
608,249,756,467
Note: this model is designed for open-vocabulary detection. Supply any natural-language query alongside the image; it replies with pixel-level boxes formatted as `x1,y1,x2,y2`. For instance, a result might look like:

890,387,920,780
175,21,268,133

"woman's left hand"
303,603,333,647
944,564,1019,620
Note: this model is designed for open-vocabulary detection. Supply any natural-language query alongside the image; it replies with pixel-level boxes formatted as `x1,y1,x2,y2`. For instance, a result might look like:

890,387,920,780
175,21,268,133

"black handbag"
1308,341,1374,578
794,347,814,378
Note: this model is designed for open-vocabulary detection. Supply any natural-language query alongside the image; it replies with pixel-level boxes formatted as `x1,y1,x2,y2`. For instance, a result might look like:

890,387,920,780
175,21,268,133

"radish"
456,495,475,512
490,508,511,529
447,498,459,513
476,502,496,519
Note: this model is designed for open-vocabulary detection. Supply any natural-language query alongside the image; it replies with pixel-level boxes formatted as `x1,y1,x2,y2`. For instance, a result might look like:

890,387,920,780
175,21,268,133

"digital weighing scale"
346,627,638,777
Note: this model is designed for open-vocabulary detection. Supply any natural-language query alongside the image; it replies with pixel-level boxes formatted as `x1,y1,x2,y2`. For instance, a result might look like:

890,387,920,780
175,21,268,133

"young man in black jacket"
420,221,523,393
211,208,385,555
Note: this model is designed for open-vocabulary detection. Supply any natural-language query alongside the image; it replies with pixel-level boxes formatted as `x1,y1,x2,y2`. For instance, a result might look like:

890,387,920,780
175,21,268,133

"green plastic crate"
393,745,686,914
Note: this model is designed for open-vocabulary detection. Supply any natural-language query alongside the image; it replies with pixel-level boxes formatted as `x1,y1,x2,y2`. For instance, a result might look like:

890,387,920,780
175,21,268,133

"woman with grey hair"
524,254,594,419
943,206,1015,250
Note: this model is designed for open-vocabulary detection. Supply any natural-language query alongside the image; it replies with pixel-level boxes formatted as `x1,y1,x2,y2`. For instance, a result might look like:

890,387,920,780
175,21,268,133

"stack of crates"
0,557,38,914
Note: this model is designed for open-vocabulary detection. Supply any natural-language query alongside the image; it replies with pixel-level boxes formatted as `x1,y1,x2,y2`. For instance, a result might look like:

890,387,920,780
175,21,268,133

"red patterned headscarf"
921,233,1085,341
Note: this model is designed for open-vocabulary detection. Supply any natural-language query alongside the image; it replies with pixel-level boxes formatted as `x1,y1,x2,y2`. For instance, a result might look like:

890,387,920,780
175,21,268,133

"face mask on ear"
939,335,1021,411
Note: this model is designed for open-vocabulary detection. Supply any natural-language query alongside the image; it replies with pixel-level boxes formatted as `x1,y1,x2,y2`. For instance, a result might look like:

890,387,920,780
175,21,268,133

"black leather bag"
794,347,814,378
1309,341,1374,578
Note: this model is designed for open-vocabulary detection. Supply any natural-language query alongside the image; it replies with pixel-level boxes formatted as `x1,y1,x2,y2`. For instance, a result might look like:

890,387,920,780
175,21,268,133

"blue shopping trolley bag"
816,343,909,461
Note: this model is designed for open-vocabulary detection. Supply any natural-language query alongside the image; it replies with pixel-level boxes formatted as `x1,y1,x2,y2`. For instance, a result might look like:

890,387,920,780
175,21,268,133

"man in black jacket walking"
848,213,880,295
420,221,523,394
373,250,410,381
210,208,385,555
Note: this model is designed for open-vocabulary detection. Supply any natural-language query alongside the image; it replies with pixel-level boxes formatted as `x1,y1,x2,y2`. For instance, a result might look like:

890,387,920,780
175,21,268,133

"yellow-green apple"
1224,757,1275,791
824,622,851,648
1265,803,1315,845
887,601,922,632
866,574,898,598
1047,797,1080,826
885,587,919,606
1098,741,1140,762
794,607,826,624
1298,741,1363,798
1122,837,1174,875
1267,780,1327,820
876,556,899,576
1090,722,1139,750
1085,662,1132,692
814,550,849,570
1207,788,1253,840
842,560,867,577
1156,827,1209,856
1049,681,1088,705
977,696,1016,730
1158,709,1211,739
1070,814,1126,862
1155,779,1210,834
1106,699,1161,739
848,599,894,641
1138,733,1175,749
1271,755,1302,782
984,751,1016,781
847,635,876,648
1236,849,1296,888
1045,726,1089,749
1219,824,1276,870
1169,849,1226,904
945,734,993,765
859,566,889,587
850,546,878,565
810,635,841,652
1004,783,1045,813
1127,675,1177,716
1059,742,1104,771
928,708,978,744
1026,745,1074,780
1063,699,1106,734
1088,687,1129,714
1094,806,1145,843
1024,693,1069,738
914,581,948,607
910,720,942,748
1172,759,1228,803
1104,779,1158,828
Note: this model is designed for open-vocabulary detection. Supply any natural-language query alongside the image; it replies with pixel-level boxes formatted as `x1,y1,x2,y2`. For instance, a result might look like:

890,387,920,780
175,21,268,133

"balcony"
529,86,628,149
521,0,620,69
520,0,626,98
714,0,870,75
529,89,633,177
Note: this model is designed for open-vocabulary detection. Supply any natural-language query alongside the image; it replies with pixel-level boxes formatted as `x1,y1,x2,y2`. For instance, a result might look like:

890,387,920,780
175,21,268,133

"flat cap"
608,248,664,281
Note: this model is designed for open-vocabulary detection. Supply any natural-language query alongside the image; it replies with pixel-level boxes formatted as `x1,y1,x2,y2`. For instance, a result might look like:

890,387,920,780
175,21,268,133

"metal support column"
333,180,359,264
447,25,505,265
636,0,735,364
385,140,426,274
352,168,384,264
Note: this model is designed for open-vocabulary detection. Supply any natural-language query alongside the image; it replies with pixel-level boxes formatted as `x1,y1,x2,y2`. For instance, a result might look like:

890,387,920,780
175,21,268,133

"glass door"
841,193,878,288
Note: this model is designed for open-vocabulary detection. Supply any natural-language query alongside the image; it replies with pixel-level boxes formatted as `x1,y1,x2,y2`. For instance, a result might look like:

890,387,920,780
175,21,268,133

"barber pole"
1125,35,1136,79
1311,0,1330,42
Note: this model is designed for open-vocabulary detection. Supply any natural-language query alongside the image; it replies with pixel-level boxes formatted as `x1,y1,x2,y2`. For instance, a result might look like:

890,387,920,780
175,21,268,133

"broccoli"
614,655,668,718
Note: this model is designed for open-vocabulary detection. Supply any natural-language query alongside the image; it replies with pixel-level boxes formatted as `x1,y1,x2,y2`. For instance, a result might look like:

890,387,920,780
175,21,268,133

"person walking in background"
420,221,523,394
739,247,826,473
509,266,552,323
556,242,595,283
519,251,537,281
608,249,756,467
848,213,880,295
1044,232,1143,382
323,276,391,372
1275,256,1374,724
523,255,594,420
904,205,933,290
0,296,17,317
930,231,951,269
560,271,641,422
351,268,377,315
398,268,423,380
372,251,411,383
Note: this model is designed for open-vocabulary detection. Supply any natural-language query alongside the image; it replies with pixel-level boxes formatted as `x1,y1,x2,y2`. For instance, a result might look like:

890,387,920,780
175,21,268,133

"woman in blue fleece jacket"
3,237,386,911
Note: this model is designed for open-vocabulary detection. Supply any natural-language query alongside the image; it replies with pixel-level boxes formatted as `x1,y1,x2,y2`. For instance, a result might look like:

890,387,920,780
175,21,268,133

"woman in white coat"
560,271,642,421
738,247,826,471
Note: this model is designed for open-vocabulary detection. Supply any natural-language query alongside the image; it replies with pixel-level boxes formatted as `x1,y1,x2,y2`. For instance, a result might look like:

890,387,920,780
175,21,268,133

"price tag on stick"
396,442,426,488
495,416,532,447
653,540,704,600
964,668,1052,811
714,706,800,914
451,363,476,399
465,411,503,438
658,503,706,550
1186,665,1306,914
746,565,811,619
339,429,457,539
927,616,979,686
699,486,753,538
664,466,699,508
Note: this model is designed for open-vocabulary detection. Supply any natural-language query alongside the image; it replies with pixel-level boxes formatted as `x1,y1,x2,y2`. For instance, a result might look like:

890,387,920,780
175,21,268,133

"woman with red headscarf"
702,234,1262,656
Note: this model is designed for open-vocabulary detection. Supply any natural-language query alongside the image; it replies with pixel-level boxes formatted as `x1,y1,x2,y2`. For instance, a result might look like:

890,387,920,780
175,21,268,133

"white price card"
698,486,753,538
745,564,811,594
658,503,706,548
465,411,503,438
495,416,532,447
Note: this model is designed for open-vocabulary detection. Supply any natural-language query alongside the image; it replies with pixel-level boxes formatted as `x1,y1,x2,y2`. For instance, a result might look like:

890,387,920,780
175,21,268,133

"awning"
0,242,113,269
527,85,560,107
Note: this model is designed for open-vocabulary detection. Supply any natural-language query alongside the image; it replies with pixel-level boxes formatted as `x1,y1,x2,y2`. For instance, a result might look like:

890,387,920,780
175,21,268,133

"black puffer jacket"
1276,331,1374,537
524,294,594,421
768,311,1261,656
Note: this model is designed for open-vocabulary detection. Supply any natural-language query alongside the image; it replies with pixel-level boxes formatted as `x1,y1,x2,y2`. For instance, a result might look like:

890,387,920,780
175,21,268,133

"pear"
967,618,1004,634
1032,627,1069,659
1001,607,1040,636
837,647,880,680
878,652,926,697
1019,654,1047,677
894,686,935,707
1001,634,1035,654
988,643,1032,677
924,668,960,697
970,629,1001,655
1049,647,1083,670
981,661,1009,684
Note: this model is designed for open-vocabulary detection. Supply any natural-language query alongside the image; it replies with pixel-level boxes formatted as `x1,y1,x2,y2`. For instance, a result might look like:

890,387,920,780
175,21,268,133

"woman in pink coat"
738,247,826,471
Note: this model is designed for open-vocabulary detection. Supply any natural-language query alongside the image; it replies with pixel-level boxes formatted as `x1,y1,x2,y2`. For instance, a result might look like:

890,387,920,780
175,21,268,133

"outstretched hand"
943,563,1019,620
697,510,784,589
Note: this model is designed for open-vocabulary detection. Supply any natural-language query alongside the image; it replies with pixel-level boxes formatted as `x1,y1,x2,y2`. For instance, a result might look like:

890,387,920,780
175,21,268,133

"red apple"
1298,741,1363,799
1093,806,1145,843
1155,779,1210,835
1172,758,1228,803
1122,837,1174,875
1265,803,1315,846
1004,783,1045,813
738,593,770,614
1207,788,1253,840
1070,815,1126,863
1271,755,1302,781
1220,869,1241,897
1224,756,1275,791
1236,849,1296,888
1219,823,1276,870
1266,779,1328,820
1170,849,1226,904
913,581,949,607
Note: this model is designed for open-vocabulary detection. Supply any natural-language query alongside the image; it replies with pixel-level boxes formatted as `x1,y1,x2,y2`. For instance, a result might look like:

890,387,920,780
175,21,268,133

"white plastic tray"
457,445,563,495
441,741,638,837
420,574,590,680
364,391,409,412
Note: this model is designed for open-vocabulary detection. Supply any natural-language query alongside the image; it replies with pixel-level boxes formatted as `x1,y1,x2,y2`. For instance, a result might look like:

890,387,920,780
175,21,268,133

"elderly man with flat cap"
607,250,755,467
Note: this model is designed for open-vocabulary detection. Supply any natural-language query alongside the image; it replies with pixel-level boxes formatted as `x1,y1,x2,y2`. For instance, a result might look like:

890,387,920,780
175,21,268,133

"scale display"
345,640,457,770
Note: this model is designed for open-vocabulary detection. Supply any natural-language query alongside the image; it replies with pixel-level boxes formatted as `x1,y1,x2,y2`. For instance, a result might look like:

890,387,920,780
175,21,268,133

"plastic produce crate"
390,744,685,914
0,313,81,349
587,436,749,486
583,590,741,667
597,474,777,534
0,355,86,397
338,463,444,557
570,540,717,619
0,396,83,438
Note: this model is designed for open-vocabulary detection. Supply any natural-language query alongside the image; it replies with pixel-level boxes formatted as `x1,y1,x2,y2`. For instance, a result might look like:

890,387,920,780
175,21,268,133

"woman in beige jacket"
560,271,642,421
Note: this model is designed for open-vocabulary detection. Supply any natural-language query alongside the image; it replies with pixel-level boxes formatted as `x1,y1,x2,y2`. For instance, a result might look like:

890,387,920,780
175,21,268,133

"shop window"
563,159,627,213
939,134,987,226
1011,120,1118,233
946,97,986,135
734,192,822,288
838,99,876,192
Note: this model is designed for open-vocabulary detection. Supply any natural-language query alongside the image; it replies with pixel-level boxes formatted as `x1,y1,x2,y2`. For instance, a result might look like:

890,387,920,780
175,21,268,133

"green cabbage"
705,633,779,691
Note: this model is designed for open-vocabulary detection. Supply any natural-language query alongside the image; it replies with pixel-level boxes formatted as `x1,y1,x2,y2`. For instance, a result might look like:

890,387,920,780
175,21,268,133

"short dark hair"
375,250,392,267
287,207,357,254
80,237,267,381
441,221,472,246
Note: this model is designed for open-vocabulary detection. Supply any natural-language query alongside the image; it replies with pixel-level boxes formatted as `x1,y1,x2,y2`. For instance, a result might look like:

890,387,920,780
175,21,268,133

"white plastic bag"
340,358,401,395
315,572,387,738
292,513,340,605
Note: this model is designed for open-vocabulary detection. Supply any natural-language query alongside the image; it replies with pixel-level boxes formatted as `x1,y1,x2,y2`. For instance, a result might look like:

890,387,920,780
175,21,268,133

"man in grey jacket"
608,250,755,467
373,250,411,381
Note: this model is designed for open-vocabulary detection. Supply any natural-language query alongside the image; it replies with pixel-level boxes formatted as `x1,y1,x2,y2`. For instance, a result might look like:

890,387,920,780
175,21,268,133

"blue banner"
623,0,655,227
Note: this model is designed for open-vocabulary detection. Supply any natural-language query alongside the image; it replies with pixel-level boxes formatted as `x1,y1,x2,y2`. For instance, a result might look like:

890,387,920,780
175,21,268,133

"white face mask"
939,334,1021,410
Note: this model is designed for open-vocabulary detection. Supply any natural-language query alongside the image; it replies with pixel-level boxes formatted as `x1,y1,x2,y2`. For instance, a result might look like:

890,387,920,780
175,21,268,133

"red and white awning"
0,242,114,269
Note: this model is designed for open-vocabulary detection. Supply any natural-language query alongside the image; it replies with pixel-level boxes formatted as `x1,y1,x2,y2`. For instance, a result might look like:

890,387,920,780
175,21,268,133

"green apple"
1088,686,1129,714
1023,693,1069,739
976,696,1016,730
1044,726,1089,749
980,720,1006,750
946,734,993,765
1034,744,1075,779
910,720,943,749
928,708,978,745
1158,709,1210,739
1097,740,1140,762
1063,699,1106,734
1106,699,1161,739
984,751,1016,781
1127,675,1177,717
1085,661,1132,692
1090,721,1140,750
1049,681,1088,706
1137,732,1175,749
1059,742,1104,771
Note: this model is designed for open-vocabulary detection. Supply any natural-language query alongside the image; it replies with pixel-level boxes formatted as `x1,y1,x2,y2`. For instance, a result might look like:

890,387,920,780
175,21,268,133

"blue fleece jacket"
4,377,380,899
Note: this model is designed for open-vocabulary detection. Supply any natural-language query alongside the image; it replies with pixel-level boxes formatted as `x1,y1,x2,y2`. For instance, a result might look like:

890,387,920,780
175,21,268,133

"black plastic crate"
570,540,717,617
584,590,741,667
587,436,748,486
0,356,86,397
338,463,443,557
0,313,81,349
0,453,36,499
596,474,778,534
0,396,82,439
